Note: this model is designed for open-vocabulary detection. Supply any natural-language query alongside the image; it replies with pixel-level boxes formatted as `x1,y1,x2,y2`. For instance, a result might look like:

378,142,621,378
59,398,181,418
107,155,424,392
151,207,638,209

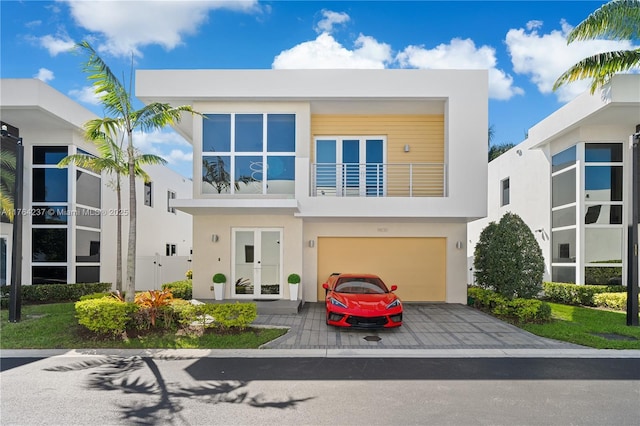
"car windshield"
334,277,388,294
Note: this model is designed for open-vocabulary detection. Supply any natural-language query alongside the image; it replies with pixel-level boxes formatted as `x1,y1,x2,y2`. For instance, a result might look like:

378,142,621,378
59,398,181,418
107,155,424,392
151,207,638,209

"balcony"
311,163,446,197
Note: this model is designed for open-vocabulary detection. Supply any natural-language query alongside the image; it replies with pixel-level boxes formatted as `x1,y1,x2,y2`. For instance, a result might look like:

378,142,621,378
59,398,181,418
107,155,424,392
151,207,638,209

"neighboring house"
0,78,192,289
468,74,640,286
136,69,488,303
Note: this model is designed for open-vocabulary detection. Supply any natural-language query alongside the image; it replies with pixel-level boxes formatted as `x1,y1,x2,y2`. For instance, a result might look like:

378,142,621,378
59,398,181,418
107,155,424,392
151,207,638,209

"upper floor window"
202,113,296,196
144,181,153,206
501,178,510,206
167,190,176,213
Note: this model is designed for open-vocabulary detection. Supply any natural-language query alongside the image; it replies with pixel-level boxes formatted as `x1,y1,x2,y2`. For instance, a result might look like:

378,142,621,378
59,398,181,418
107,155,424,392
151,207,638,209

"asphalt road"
1,355,639,425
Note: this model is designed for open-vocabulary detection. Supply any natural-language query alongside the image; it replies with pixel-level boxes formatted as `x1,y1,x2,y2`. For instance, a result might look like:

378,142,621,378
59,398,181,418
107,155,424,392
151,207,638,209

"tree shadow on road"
45,355,314,425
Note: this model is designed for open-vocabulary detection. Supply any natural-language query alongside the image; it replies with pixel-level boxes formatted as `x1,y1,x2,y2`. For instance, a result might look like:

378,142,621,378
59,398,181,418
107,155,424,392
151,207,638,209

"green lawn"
520,303,640,349
0,303,288,349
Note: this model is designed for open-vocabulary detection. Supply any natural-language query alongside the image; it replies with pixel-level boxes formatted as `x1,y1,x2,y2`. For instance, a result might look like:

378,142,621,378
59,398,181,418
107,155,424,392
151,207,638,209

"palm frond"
76,41,132,118
568,0,640,42
133,103,201,132
553,48,640,92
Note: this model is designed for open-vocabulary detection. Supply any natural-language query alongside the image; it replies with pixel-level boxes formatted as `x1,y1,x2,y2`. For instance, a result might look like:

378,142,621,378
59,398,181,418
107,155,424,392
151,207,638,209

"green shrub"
75,298,138,336
1,282,111,304
162,279,192,300
542,282,626,306
177,302,257,330
473,213,544,299
468,287,551,324
79,292,111,301
593,292,638,311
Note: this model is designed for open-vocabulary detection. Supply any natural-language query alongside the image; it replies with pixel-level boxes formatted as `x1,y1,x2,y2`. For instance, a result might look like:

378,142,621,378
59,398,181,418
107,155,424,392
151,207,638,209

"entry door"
232,228,282,298
315,137,384,196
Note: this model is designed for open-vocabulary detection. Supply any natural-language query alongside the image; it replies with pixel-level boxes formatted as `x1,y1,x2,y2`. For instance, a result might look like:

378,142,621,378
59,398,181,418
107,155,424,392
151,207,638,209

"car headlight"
330,297,347,308
386,299,401,309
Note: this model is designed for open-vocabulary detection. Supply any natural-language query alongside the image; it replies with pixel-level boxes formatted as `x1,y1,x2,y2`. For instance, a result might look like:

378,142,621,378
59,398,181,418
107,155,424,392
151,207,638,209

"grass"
0,303,288,350
520,302,640,349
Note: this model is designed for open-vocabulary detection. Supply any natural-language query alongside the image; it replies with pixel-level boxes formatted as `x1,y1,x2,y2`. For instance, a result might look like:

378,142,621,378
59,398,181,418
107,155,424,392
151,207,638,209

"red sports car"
322,273,403,328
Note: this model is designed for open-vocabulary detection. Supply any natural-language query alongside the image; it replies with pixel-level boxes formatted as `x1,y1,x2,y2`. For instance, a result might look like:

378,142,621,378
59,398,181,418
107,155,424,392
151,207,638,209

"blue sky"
2,0,636,179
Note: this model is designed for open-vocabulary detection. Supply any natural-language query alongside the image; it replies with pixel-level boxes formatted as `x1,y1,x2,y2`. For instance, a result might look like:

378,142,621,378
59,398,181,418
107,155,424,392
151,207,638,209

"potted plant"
287,273,301,301
212,273,226,300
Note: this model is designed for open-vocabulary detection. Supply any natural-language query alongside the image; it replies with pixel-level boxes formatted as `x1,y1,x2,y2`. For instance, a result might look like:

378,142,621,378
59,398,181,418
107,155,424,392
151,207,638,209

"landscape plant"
473,212,545,299
75,41,200,302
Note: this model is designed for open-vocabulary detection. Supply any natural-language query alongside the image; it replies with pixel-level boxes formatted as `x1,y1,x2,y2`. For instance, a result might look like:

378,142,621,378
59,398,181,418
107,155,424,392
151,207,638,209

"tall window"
202,113,296,195
167,190,176,213
144,181,153,206
32,146,69,284
166,244,176,256
501,178,510,206
551,145,577,283
584,143,623,284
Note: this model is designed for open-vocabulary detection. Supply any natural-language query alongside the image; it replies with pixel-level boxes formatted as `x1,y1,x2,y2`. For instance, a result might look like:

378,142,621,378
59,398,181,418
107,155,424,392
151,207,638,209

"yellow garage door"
317,237,446,302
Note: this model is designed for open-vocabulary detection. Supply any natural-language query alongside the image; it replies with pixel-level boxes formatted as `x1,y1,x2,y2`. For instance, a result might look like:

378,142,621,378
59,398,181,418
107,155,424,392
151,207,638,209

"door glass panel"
234,231,254,294
365,139,384,196
260,231,281,295
316,140,336,194
342,139,360,193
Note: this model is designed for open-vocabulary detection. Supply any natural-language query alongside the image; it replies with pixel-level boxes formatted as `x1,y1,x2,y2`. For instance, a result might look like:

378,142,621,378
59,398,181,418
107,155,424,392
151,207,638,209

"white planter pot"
289,283,298,301
213,283,225,300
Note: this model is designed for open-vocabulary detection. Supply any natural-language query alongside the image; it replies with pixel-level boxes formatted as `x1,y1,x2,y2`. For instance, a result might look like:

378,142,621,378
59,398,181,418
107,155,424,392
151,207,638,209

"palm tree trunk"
115,173,123,292
125,133,137,302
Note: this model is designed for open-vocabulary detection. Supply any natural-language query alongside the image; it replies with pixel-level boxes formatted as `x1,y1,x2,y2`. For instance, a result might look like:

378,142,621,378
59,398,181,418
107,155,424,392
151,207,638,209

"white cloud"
273,32,392,69
34,68,54,83
396,38,524,100
63,0,262,57
165,149,193,164
133,129,192,161
68,86,102,106
38,34,75,56
315,10,350,33
506,19,638,102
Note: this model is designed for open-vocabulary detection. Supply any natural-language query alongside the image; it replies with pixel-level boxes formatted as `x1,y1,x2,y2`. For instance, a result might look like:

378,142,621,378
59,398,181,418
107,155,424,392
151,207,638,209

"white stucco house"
0,78,192,289
468,74,640,286
136,69,488,304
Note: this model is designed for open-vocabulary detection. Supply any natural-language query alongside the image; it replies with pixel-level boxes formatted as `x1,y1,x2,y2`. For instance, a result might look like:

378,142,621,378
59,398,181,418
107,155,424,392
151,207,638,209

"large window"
583,143,623,284
551,146,577,283
501,178,510,206
202,113,296,195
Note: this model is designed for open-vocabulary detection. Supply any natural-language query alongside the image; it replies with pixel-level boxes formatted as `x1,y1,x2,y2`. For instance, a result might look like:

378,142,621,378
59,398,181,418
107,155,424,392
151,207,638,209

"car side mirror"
322,283,329,290
390,285,398,291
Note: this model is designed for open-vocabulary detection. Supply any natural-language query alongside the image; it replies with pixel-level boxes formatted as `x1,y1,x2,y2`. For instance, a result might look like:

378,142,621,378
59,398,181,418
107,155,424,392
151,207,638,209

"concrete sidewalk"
253,302,583,350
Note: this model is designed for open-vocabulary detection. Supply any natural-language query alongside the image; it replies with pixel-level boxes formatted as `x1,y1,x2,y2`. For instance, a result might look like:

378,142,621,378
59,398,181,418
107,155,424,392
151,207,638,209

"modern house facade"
0,78,192,289
468,74,640,286
136,69,488,303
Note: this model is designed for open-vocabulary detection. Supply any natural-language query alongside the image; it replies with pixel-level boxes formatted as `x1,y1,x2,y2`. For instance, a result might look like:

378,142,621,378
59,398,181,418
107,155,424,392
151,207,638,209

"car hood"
332,293,399,311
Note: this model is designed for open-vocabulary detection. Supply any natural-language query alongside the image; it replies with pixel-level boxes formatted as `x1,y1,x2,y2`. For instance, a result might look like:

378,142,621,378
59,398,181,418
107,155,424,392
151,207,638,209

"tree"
474,213,545,299
0,150,16,222
488,142,516,162
553,0,640,93
76,41,199,301
58,131,165,292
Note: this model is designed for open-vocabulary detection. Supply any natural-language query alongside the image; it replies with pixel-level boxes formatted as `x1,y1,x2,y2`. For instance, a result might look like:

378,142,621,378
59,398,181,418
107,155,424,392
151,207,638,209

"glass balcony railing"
311,163,446,197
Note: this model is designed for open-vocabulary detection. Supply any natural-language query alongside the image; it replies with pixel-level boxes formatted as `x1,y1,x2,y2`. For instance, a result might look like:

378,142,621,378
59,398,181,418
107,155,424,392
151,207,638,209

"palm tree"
58,131,165,292
202,157,256,194
0,150,16,222
76,41,199,301
553,0,640,93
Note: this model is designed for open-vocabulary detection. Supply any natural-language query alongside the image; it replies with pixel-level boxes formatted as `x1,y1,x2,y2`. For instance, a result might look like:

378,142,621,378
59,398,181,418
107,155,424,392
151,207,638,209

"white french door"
315,136,385,196
232,228,283,298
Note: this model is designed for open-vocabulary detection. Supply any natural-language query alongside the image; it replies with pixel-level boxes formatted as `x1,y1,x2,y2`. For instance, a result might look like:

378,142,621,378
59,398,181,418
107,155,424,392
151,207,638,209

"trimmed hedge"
162,279,192,300
468,287,551,324
177,302,257,330
593,292,628,311
542,282,626,306
75,298,138,336
1,282,112,306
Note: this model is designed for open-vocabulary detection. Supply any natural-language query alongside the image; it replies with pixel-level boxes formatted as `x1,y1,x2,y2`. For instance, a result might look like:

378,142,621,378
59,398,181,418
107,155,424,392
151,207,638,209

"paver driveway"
253,302,581,350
